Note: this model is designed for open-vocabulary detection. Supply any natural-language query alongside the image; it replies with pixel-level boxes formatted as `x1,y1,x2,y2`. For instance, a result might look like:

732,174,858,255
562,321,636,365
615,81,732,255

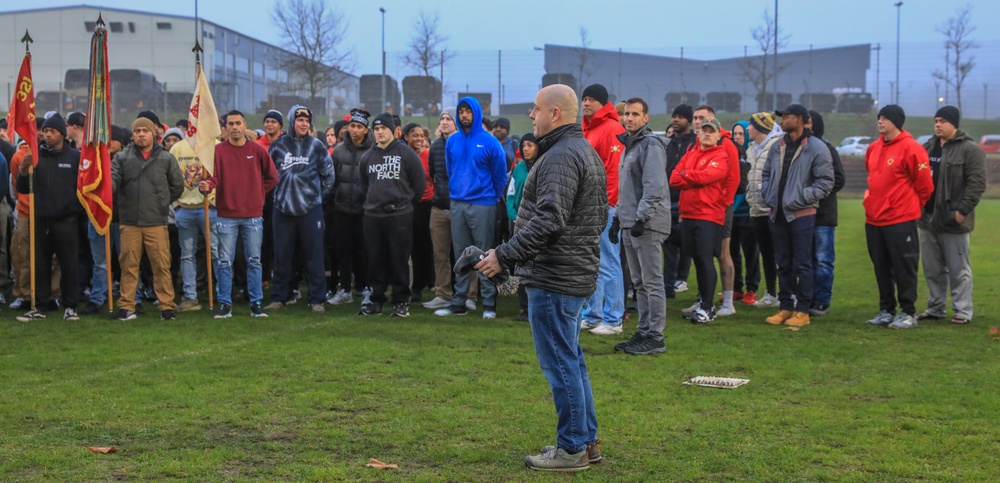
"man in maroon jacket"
200,110,279,318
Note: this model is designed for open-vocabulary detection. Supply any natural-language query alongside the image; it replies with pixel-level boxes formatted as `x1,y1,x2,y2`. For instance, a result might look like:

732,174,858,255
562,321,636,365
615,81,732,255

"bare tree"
271,0,355,104
401,9,454,78
932,4,977,112
737,10,790,111
571,28,600,94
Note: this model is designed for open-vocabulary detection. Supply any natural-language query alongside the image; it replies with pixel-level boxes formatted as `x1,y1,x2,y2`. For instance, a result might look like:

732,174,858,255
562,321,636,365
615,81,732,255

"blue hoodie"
268,105,335,216
445,97,508,206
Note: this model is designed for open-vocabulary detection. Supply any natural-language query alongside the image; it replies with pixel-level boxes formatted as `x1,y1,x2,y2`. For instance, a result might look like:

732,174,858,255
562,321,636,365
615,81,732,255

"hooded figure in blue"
436,96,508,318
265,105,335,308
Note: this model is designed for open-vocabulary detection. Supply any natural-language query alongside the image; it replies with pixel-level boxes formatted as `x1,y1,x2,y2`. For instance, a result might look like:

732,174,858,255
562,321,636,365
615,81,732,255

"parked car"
836,136,872,156
979,135,1000,154
916,134,933,145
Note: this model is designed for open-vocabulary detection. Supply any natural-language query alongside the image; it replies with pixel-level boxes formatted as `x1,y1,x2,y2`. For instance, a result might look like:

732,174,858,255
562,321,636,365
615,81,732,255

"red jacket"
864,130,934,226
669,143,730,225
419,149,434,202
582,102,626,207
719,129,741,202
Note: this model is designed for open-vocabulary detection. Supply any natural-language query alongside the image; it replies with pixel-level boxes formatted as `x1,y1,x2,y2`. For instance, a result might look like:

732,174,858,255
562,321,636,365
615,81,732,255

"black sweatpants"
752,215,777,296
333,211,367,292
730,216,760,293
364,211,413,306
865,221,920,316
35,215,79,310
410,201,434,298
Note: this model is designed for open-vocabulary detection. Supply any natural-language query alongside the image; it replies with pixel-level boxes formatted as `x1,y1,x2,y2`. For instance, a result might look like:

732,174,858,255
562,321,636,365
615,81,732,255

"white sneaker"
681,301,701,319
287,289,302,305
674,280,689,293
580,320,601,330
754,293,780,308
0,292,6,304
421,296,451,309
361,287,373,306
9,297,27,309
465,299,476,311
483,310,497,320
590,323,623,335
716,304,736,317
327,289,353,305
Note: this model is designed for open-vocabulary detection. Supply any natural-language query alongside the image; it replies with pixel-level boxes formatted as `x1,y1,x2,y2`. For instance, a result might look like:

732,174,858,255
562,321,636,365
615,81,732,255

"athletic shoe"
160,309,176,321
950,316,970,325
681,301,701,320
421,296,451,309
765,310,794,325
785,311,810,327
915,310,945,321
580,319,601,330
753,293,780,308
391,302,410,318
79,301,102,315
311,303,326,313
624,336,666,355
360,287,373,306
327,289,353,305
135,303,146,315
589,324,623,335
176,298,202,312
483,310,497,320
359,303,383,316
115,309,137,321
690,308,715,324
742,291,757,305
214,304,233,319
809,304,830,316
0,293,6,304
721,292,744,303
889,313,918,330
465,299,477,311
287,289,302,305
9,297,27,309
516,310,530,322
674,280,689,293
615,332,643,352
16,309,46,322
264,301,286,311
524,447,589,472
435,306,468,317
866,310,895,327
250,301,268,318
716,304,736,317
542,438,603,464
62,308,80,321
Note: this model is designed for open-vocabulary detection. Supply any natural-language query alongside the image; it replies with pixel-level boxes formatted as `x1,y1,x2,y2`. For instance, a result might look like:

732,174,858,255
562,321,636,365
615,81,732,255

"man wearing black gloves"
358,113,426,317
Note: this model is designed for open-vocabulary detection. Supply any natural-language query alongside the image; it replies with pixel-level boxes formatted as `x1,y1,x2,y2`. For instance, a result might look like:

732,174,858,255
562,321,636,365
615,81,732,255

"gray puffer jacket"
495,123,608,297
761,132,834,222
616,125,671,234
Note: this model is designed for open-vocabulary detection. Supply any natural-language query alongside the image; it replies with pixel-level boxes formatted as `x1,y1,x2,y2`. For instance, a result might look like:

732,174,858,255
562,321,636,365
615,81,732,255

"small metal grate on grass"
683,376,750,389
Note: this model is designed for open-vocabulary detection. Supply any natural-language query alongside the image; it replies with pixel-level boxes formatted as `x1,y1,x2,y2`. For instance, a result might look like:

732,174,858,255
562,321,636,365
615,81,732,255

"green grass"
2,201,999,481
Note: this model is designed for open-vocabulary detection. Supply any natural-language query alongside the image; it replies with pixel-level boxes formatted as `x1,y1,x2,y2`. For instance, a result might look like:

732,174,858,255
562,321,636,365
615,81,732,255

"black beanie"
263,109,284,127
808,110,825,139
672,104,694,123
519,132,536,154
372,112,395,130
878,104,906,130
42,113,67,138
137,110,161,127
582,84,609,105
935,106,960,129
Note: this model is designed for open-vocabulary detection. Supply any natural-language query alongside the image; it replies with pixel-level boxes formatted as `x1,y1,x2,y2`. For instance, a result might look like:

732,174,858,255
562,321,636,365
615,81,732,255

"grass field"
2,201,999,481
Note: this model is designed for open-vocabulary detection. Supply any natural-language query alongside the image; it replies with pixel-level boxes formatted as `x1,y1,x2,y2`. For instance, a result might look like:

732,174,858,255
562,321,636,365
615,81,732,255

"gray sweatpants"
623,230,667,342
918,227,973,320
450,200,497,308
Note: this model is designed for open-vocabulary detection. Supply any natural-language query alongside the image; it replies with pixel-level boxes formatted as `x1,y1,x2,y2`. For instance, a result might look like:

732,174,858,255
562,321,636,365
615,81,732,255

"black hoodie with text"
359,138,426,217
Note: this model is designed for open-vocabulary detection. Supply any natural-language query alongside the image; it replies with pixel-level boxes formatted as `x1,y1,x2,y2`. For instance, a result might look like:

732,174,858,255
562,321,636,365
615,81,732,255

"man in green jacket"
111,115,185,321
916,106,987,325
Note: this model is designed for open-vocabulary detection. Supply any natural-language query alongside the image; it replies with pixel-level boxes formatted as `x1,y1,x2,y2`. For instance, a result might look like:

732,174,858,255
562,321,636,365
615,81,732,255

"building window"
128,22,135,33
109,22,123,33
157,22,172,30
84,22,96,32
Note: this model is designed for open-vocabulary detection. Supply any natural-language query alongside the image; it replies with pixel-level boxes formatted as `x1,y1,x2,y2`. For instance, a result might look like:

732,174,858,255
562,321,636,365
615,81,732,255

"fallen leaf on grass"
365,458,398,469
784,326,800,332
990,326,999,336
87,447,117,454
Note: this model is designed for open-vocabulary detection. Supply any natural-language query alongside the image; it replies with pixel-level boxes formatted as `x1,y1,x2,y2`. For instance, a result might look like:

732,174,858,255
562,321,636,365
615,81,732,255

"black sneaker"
624,337,666,355
160,309,176,321
359,303,383,316
16,309,46,322
615,332,643,352
115,309,137,321
135,303,146,315
250,301,268,318
79,301,102,315
391,302,410,318
214,304,233,319
809,304,831,316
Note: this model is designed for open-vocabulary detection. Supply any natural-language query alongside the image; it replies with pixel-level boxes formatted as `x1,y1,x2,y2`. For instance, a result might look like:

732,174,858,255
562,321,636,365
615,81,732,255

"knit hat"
175,119,189,129
672,104,694,123
131,116,158,134
441,107,456,121
934,105,960,129
348,108,370,127
111,125,131,146
749,112,775,133
263,109,284,127
878,104,905,130
333,119,349,139
372,112,395,130
493,117,511,132
808,110,825,139
775,104,810,124
137,110,161,127
288,105,312,124
42,113,67,138
66,111,86,127
392,114,402,129
519,132,536,153
582,84,609,105
163,127,184,142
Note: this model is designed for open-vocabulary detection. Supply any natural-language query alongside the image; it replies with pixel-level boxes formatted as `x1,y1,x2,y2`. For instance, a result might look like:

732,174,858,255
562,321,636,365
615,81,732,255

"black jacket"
495,124,608,297
359,139,426,217
815,137,845,227
665,130,697,218
16,142,84,220
331,132,373,214
427,134,450,209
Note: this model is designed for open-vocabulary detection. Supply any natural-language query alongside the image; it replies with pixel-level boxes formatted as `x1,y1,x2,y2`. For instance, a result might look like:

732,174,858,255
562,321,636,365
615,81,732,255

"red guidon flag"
6,53,39,166
77,22,113,235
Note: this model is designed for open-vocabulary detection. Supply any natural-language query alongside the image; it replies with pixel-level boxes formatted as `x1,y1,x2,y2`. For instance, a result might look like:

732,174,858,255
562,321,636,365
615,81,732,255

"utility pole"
497,49,501,116
773,0,779,111
984,83,989,119
872,43,881,106
380,7,386,113
895,1,903,105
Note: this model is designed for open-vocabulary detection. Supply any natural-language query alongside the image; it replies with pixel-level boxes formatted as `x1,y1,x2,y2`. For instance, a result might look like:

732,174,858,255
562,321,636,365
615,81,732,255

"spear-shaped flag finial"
21,29,33,53
192,40,204,64
96,12,106,28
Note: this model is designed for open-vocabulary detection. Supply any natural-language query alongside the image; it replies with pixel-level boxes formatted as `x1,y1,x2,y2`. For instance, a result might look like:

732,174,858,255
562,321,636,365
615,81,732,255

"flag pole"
98,13,114,314
22,30,37,311
193,40,214,310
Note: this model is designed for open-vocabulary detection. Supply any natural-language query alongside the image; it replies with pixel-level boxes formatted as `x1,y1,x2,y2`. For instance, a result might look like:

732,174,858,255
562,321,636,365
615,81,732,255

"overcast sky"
5,0,999,75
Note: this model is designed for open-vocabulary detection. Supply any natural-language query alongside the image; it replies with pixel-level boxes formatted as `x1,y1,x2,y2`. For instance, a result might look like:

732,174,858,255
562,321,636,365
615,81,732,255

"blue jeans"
770,214,816,312
813,226,836,306
582,206,625,326
175,207,219,301
527,287,598,453
271,205,327,304
88,223,141,305
216,217,264,306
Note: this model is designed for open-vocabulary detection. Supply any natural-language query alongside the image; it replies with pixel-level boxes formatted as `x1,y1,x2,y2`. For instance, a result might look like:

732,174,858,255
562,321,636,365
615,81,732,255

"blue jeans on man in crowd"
813,225,836,307
527,287,598,453
216,216,264,306
582,206,625,326
175,207,219,302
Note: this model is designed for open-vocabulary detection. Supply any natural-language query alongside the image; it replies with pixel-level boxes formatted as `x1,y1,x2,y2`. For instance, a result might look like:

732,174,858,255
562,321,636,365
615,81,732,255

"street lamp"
380,7,386,113
894,2,902,105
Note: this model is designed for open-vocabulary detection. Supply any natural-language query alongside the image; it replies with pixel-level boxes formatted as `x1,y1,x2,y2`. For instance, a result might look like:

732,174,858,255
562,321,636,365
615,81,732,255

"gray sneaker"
176,298,202,312
889,313,918,330
542,438,602,464
866,310,895,327
327,289,353,305
524,447,589,472
681,301,701,320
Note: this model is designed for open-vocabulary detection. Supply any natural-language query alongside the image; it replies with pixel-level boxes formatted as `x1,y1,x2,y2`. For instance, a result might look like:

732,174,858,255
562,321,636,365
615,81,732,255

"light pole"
894,2,902,105
380,7,386,113
872,43,881,106
773,0,779,111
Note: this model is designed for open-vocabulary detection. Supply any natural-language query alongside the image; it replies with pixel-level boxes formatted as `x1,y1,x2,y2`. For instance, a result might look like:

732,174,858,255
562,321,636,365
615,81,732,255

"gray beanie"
441,107,456,121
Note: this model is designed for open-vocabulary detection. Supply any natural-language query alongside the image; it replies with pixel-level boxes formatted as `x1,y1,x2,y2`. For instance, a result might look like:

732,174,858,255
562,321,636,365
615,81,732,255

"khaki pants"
12,215,60,300
119,225,176,311
428,207,477,301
